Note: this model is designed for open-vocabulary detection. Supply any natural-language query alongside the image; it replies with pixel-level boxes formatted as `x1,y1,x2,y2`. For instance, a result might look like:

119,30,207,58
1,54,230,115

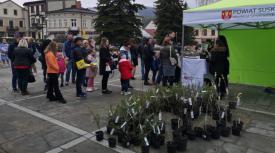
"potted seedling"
91,111,104,141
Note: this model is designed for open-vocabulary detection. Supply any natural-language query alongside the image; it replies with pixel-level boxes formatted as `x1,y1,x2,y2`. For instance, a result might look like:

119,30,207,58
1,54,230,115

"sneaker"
13,88,19,93
102,90,112,94
131,77,136,80
60,84,64,87
123,91,132,96
65,82,69,86
120,91,124,95
77,93,87,98
144,82,152,86
21,91,29,96
86,87,93,92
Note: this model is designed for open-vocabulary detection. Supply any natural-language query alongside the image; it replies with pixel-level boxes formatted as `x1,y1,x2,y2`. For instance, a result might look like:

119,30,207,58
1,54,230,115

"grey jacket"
160,45,178,66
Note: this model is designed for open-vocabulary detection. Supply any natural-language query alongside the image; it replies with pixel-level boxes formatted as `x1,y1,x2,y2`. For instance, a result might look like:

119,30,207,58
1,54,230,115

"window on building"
203,29,207,36
53,20,56,27
31,18,35,24
14,10,17,16
36,18,40,24
194,30,199,36
59,19,62,27
64,19,67,27
82,20,86,27
31,6,34,13
211,30,216,36
19,21,23,27
36,5,39,14
3,8,7,15
9,20,13,27
0,20,3,27
71,19,77,27
41,4,45,12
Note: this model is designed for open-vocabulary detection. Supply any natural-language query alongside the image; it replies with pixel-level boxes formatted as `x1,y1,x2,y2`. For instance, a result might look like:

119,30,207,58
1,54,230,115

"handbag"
76,59,90,70
169,46,177,66
28,70,36,83
105,65,111,72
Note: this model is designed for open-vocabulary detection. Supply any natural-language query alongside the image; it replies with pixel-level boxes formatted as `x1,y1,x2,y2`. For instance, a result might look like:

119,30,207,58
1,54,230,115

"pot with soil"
187,130,196,140
221,127,231,137
171,118,180,131
121,135,131,148
167,141,177,153
202,130,211,141
175,136,188,151
96,131,104,141
233,120,244,130
141,145,150,153
108,137,117,148
194,127,203,137
211,127,221,139
232,126,241,136
151,134,162,149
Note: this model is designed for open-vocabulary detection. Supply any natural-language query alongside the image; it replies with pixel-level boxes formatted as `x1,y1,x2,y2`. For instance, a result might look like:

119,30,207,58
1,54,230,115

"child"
56,51,66,87
86,50,98,92
119,55,133,96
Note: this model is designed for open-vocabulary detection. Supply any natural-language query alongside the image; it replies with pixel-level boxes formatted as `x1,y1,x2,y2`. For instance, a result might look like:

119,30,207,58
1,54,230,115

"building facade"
0,0,28,37
47,5,97,38
194,28,218,43
23,0,46,39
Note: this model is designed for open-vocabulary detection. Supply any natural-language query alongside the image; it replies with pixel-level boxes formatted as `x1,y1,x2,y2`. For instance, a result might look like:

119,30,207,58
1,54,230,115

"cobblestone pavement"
0,63,275,153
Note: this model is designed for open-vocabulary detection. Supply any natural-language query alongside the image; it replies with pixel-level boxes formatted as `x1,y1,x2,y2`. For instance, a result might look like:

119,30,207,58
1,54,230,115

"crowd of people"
3,30,230,104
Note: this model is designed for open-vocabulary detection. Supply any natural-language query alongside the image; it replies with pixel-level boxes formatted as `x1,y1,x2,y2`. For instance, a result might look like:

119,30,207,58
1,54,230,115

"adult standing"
11,39,36,95
209,36,229,99
99,38,112,94
0,39,10,67
72,37,88,97
44,42,66,103
63,34,76,86
129,38,138,80
160,36,178,86
140,38,154,85
28,38,39,75
8,32,23,92
39,39,52,91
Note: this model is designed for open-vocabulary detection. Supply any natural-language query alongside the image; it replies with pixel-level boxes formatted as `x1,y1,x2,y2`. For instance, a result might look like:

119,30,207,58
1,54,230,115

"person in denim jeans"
63,34,76,86
8,32,23,92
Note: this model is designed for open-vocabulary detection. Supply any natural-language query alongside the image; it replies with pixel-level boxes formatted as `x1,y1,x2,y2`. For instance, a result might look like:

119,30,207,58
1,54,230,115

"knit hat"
120,54,127,59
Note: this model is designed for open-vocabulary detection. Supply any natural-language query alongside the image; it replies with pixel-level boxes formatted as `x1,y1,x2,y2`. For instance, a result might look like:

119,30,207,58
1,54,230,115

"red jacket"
119,59,133,80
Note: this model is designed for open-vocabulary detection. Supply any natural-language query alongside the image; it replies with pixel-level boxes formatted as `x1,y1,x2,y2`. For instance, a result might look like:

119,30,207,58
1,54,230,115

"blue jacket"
62,40,73,59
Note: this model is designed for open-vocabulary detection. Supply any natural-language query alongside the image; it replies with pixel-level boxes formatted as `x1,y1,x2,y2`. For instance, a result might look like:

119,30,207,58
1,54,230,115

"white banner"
184,5,275,25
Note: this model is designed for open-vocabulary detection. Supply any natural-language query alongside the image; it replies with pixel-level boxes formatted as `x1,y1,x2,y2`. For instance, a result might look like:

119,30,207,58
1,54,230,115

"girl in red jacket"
119,55,133,96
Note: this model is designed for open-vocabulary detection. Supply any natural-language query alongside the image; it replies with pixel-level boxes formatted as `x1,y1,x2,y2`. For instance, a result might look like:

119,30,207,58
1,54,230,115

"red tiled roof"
144,29,156,37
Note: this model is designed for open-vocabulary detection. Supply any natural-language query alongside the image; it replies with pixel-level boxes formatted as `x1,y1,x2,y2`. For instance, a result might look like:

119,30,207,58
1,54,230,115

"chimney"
76,1,81,9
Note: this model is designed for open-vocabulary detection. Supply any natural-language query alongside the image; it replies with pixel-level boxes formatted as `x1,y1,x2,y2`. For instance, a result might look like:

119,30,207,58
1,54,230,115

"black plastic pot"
233,120,244,130
232,126,241,136
221,127,231,137
141,145,150,153
108,137,116,148
130,134,141,146
194,127,203,137
171,119,179,131
151,134,161,149
202,130,211,141
167,141,177,153
175,136,188,151
211,128,221,139
187,130,196,140
229,101,237,109
173,130,181,141
96,131,104,141
121,136,131,148
212,112,220,120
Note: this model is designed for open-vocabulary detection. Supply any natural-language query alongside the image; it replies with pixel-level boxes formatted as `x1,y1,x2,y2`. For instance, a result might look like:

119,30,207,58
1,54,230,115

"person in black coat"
129,38,138,80
209,36,229,99
72,37,88,97
99,38,112,94
11,39,36,95
39,39,52,91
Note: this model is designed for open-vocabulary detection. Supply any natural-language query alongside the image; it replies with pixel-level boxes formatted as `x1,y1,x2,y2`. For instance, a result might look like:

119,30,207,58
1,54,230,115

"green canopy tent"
183,0,275,87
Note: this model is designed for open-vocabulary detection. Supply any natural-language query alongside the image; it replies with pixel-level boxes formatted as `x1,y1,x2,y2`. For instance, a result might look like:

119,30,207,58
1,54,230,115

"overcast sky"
4,0,196,8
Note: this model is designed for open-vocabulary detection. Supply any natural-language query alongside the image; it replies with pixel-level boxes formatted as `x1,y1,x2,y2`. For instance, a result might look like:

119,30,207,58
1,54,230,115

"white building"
0,0,28,37
46,2,97,39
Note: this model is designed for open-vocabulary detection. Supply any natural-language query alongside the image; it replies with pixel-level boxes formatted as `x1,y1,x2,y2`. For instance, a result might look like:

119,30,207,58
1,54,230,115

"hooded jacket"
118,59,133,80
